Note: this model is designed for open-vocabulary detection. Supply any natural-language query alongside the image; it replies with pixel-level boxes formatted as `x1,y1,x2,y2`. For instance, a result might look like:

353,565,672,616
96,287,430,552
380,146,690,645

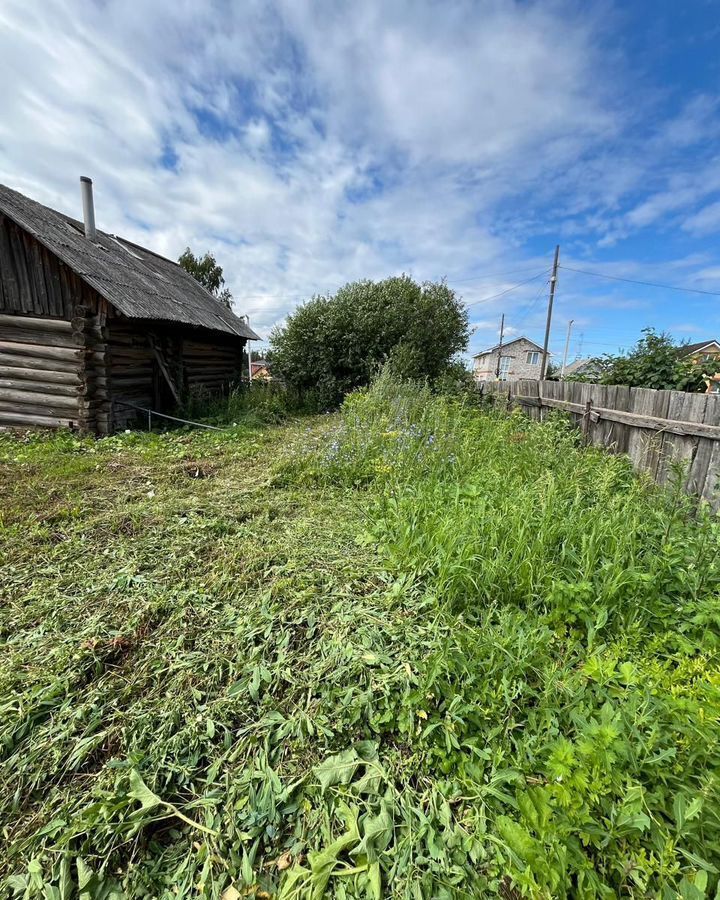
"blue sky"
1,0,720,362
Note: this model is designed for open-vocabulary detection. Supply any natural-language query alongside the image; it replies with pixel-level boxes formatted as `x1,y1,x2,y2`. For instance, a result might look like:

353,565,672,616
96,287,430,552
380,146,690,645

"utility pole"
560,319,574,378
494,313,505,379
540,245,560,380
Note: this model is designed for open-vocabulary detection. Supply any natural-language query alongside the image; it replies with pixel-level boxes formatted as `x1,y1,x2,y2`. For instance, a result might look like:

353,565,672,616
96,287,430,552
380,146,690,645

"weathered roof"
680,340,720,357
473,335,545,358
0,183,260,340
563,358,597,376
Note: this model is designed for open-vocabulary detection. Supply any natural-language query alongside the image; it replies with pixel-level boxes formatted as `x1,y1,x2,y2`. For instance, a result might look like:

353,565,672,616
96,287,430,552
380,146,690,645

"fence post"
148,409,152,432
583,398,592,444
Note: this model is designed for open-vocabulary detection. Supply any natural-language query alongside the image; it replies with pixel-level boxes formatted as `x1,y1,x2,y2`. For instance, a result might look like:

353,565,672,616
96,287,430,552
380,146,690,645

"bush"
593,328,719,391
269,275,470,408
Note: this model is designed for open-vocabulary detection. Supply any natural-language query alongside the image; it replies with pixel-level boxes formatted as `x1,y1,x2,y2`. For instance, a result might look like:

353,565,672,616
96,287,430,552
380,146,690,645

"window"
527,351,540,365
498,356,511,380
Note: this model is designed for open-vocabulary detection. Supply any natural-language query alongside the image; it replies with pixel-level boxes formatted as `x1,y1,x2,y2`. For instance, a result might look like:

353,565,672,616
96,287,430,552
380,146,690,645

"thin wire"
236,265,554,306
560,265,720,297
513,278,551,330
452,265,551,284
465,270,550,309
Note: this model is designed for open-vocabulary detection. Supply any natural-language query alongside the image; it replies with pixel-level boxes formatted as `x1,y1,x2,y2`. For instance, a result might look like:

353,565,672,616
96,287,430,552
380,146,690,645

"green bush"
269,275,470,408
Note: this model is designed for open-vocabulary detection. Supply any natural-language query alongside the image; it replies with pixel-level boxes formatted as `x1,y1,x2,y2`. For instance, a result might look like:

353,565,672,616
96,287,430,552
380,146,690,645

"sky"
2,0,720,362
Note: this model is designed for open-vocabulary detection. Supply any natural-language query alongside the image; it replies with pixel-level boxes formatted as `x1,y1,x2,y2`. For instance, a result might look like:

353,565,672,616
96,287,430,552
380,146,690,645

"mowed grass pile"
1,377,719,899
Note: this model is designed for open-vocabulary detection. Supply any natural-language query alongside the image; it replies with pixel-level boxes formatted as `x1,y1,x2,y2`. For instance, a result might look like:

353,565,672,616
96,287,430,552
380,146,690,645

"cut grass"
1,381,720,899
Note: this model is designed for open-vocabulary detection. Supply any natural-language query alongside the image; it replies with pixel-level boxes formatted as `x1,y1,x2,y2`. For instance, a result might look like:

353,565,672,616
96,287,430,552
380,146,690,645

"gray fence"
481,380,720,506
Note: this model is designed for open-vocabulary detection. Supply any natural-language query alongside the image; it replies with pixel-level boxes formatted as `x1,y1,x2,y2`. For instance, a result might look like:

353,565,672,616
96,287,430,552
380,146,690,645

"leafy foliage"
592,328,719,390
1,380,719,898
178,247,233,308
269,275,470,408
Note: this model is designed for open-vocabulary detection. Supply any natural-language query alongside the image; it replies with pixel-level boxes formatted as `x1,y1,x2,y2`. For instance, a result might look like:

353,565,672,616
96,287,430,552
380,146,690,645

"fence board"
481,379,720,508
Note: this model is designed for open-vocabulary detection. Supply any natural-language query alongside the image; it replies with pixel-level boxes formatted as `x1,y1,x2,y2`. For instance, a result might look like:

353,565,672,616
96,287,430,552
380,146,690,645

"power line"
465,270,550,309
452,265,552,284
560,265,720,298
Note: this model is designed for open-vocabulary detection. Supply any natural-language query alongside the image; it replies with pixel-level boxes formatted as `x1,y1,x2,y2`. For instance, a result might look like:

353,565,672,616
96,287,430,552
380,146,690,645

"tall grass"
1,375,719,899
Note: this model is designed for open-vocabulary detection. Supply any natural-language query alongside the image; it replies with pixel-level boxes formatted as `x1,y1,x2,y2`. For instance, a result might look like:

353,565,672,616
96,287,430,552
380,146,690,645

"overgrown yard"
1,379,719,899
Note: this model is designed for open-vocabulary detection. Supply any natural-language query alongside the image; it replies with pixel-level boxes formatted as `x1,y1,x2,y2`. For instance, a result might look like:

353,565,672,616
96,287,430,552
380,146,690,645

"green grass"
1,377,719,899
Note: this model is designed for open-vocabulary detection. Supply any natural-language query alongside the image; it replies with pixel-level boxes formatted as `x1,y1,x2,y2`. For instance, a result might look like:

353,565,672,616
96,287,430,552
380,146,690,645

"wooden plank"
0,217,21,309
697,396,720,504
6,219,33,312
656,392,703,488
22,235,47,315
512,394,720,440
643,387,671,479
148,338,181,405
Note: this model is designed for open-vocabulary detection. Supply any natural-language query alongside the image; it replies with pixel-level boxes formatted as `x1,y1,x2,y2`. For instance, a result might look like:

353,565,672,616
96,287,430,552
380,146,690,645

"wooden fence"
481,380,720,507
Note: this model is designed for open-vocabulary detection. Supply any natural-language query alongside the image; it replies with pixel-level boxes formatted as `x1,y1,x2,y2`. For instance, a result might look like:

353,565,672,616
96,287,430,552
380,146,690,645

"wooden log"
0,377,80,398
0,410,76,429
0,386,79,409
0,326,84,348
0,313,72,332
0,399,79,419
0,339,81,362
0,365,78,385
0,354,79,375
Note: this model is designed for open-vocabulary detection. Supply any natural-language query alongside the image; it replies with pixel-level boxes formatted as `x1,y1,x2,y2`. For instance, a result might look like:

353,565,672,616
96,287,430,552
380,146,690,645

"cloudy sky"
2,0,720,360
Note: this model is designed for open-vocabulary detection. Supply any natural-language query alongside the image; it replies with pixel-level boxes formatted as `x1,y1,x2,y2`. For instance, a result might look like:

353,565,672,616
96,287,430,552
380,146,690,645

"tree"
592,329,719,391
178,248,233,309
270,275,470,407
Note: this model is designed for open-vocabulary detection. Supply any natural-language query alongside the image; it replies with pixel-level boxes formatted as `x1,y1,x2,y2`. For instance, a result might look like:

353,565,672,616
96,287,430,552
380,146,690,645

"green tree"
270,275,470,407
593,328,718,391
178,247,233,309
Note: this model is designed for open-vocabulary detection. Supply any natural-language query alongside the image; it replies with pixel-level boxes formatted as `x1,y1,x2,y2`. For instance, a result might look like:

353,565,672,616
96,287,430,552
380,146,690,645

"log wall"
182,336,244,394
0,210,247,433
482,380,720,508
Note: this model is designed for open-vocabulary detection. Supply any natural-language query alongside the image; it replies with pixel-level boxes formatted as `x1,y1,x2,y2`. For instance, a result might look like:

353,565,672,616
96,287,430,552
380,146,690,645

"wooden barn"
0,178,260,433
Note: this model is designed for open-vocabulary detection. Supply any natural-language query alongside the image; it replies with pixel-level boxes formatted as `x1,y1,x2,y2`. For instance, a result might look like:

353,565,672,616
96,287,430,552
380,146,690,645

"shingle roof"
563,358,597,376
680,340,720,357
473,335,545,357
0,183,260,340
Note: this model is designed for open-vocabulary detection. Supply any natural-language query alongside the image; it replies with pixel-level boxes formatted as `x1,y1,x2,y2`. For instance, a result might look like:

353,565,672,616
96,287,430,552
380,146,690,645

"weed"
1,376,719,899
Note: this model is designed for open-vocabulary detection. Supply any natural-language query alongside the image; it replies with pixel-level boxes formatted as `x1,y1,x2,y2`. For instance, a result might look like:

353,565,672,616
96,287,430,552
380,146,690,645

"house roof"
563,358,597,376
680,340,720,357
0,182,260,341
473,336,545,358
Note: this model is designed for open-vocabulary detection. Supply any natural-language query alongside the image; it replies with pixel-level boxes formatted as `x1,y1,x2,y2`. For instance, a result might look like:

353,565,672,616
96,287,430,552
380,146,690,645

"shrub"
269,275,470,408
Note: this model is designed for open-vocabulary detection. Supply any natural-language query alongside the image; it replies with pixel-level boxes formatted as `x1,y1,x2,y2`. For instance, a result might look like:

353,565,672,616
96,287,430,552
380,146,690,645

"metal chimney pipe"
79,176,96,240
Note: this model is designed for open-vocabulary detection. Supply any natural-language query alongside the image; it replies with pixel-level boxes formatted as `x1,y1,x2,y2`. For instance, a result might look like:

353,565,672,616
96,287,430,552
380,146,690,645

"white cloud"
683,200,720,235
0,0,719,355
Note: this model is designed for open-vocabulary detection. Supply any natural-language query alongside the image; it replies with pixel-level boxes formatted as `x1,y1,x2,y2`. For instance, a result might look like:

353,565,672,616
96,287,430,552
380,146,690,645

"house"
680,340,720,365
250,358,272,381
473,336,546,382
0,178,259,433
562,358,601,380
680,340,720,394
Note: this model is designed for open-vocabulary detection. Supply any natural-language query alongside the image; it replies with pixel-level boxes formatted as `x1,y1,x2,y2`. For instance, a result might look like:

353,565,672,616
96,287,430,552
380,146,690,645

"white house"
473,336,547,382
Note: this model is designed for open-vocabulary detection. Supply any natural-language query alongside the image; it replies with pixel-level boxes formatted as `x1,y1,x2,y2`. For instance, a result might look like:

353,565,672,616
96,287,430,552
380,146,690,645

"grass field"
1,378,720,899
